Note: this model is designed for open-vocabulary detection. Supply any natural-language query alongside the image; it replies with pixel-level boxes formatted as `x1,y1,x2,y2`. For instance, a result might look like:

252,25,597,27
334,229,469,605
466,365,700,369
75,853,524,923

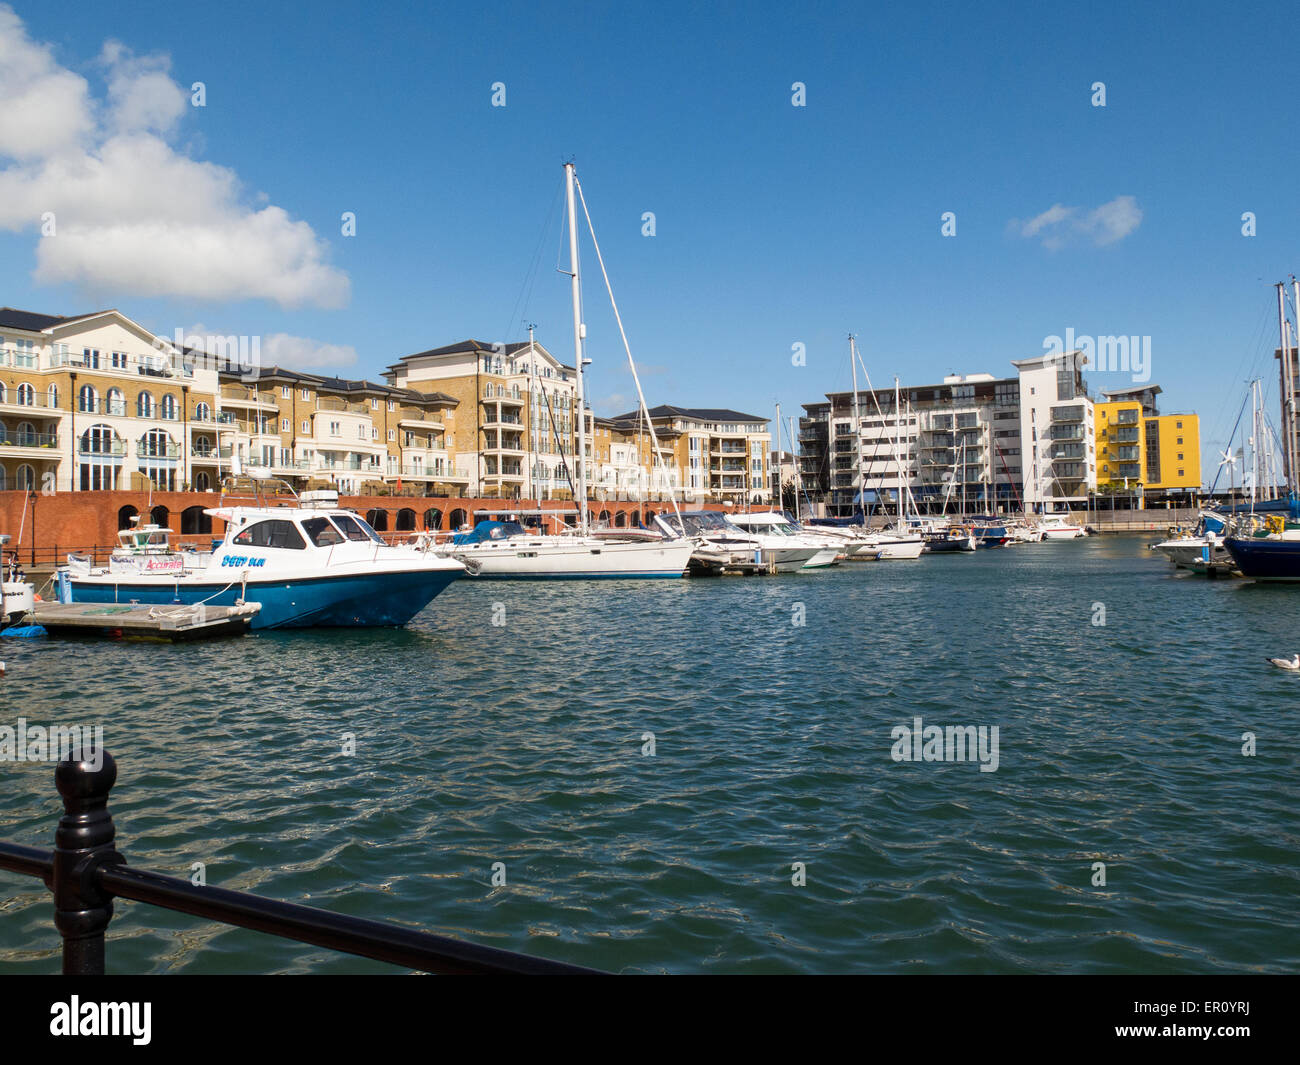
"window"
388,400,396,412
106,389,125,416
194,402,211,422
48,384,58,408
16,383,34,406
371,398,380,409
335,514,384,542
358,425,365,440
301,516,345,546
82,348,100,369
371,427,378,440
16,464,35,490
137,391,155,418
330,421,340,436
160,394,178,420
110,351,128,370
78,385,98,413
282,386,291,399
232,520,307,550
388,429,396,441
301,389,311,400
301,421,310,434
1177,437,1183,445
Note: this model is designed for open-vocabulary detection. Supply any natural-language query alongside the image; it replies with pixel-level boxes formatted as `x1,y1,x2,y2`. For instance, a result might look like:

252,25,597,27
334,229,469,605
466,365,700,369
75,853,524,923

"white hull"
1154,537,1230,568
445,536,692,578
875,537,926,560
2,581,35,624
1041,527,1086,540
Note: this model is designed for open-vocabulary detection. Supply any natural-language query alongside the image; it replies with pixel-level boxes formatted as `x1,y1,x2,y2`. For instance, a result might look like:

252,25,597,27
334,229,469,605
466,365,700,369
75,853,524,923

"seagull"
1266,653,1300,670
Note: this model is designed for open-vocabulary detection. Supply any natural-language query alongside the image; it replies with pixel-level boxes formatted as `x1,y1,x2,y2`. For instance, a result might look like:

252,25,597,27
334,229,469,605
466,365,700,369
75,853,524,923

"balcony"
136,442,183,460
1050,405,1085,423
1113,427,1140,443
0,392,61,412
221,388,279,410
1114,409,1140,424
0,430,58,452
79,440,126,458
1051,443,1085,459
1047,425,1084,441
316,397,371,415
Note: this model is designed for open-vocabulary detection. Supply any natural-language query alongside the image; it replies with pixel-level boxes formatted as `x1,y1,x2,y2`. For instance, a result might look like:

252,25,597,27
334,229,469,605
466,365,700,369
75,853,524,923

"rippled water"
1,535,1297,973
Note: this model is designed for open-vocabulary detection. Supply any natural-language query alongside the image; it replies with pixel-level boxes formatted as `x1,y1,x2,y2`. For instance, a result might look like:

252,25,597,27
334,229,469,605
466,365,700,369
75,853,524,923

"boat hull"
64,568,462,629
1224,537,1300,580
449,539,692,579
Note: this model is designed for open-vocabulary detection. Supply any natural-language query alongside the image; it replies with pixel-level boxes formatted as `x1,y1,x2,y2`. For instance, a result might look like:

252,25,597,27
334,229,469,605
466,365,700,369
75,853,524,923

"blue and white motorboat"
59,482,465,629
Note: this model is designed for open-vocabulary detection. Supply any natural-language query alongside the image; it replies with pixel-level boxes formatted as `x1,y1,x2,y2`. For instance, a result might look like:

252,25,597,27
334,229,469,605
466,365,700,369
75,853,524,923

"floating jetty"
13,601,260,641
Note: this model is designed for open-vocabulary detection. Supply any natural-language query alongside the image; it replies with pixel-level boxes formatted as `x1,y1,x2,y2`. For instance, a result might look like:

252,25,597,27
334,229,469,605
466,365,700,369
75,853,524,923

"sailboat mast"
894,376,903,527
565,162,590,535
774,401,782,514
789,415,800,522
849,335,864,523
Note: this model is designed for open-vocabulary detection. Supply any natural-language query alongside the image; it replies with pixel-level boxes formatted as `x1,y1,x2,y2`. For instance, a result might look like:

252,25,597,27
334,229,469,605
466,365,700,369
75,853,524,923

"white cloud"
0,6,348,308
182,322,357,371
1012,195,1143,250
260,332,357,370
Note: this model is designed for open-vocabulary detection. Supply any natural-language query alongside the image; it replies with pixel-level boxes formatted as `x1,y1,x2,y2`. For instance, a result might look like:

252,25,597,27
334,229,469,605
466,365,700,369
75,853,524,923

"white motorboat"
434,518,692,578
1038,512,1087,540
1153,511,1231,568
652,511,765,574
728,512,841,569
2,534,35,626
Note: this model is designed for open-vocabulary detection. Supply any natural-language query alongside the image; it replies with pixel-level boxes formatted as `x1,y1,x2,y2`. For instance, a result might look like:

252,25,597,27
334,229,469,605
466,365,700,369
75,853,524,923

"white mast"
774,401,782,514
894,376,903,528
849,335,864,523
789,415,800,521
564,162,590,535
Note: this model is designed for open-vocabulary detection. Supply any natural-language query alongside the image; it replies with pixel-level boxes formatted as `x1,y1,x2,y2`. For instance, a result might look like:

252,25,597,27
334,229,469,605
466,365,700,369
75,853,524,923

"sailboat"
436,162,693,579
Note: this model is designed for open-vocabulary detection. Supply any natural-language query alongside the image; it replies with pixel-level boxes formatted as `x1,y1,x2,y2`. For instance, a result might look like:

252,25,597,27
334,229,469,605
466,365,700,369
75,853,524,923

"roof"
387,338,574,374
222,364,456,406
1100,384,1163,399
0,306,119,332
611,404,768,424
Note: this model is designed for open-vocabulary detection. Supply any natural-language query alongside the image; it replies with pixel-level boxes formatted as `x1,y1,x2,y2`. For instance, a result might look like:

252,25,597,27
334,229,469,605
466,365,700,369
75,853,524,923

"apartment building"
609,405,770,506
1013,352,1097,510
384,338,579,500
215,367,464,497
800,373,1024,518
0,306,220,494
1096,385,1201,504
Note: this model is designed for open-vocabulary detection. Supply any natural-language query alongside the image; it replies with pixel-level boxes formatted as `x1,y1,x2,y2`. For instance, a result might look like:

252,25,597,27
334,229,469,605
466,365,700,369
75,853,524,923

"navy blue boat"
1224,536,1300,580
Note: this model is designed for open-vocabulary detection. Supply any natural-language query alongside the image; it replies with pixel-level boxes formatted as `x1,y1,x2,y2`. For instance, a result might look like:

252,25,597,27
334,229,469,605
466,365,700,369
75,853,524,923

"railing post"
51,750,124,975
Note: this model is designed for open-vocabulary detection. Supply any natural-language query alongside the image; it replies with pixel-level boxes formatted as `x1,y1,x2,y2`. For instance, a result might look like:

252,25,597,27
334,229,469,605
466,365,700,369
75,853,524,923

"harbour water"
1,535,1296,973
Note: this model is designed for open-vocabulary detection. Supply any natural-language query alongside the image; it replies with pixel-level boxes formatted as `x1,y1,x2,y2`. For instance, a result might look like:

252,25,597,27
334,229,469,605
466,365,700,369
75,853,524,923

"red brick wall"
0,489,721,562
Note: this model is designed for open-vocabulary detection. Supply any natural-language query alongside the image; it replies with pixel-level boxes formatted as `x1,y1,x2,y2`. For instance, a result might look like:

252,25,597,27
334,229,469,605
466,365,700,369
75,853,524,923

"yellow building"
1095,386,1200,504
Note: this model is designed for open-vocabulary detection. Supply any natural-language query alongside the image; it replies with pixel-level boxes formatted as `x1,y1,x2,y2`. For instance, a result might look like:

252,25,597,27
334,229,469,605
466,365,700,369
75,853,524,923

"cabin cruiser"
1152,511,1231,569
727,512,841,569
431,518,693,579
804,518,880,559
59,482,466,629
1,534,35,626
912,520,976,553
652,511,765,574
1037,512,1087,540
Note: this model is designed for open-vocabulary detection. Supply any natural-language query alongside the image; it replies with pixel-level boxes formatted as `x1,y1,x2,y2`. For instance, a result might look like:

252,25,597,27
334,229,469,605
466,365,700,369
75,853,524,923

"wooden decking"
23,601,260,641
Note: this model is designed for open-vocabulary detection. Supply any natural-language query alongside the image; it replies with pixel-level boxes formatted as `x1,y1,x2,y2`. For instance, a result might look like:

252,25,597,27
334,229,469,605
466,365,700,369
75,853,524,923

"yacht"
434,518,692,579
59,483,466,629
1153,511,1231,568
1,534,35,626
727,512,841,568
657,510,816,572
1038,512,1087,540
652,510,765,574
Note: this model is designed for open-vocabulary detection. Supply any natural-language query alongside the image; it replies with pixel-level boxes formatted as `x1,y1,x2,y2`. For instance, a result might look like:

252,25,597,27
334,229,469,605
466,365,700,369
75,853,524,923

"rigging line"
1207,389,1251,496
572,175,684,526
503,177,564,343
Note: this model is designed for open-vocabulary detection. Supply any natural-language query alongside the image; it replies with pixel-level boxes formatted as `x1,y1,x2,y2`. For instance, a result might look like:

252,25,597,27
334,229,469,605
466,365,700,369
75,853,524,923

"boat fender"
1,625,47,639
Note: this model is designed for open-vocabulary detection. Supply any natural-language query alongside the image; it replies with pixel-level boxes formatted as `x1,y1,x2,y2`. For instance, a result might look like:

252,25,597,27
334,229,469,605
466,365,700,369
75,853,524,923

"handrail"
0,752,602,975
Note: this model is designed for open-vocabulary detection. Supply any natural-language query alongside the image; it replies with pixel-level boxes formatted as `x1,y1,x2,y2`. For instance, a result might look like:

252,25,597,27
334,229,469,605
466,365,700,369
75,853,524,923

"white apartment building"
1012,351,1097,509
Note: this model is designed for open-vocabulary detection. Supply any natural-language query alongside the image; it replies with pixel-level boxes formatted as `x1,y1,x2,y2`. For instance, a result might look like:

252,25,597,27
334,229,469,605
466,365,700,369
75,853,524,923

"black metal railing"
0,752,600,975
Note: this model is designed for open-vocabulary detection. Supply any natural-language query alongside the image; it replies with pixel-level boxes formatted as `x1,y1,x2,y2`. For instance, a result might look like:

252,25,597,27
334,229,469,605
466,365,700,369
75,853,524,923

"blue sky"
2,0,1298,478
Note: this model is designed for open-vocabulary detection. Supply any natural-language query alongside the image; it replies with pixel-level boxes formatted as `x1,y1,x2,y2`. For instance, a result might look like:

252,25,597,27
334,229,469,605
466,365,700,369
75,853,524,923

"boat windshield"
332,514,385,544
659,511,737,536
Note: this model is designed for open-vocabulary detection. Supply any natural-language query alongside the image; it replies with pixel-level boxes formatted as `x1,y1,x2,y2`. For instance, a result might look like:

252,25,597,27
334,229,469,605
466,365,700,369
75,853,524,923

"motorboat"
1037,512,1087,540
1,534,35,626
656,510,815,572
59,482,466,628
727,512,841,569
1152,511,1231,568
433,519,692,578
653,511,767,574
915,521,977,553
